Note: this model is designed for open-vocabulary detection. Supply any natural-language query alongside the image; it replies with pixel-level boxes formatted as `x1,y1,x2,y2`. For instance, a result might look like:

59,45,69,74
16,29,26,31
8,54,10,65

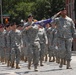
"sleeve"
71,20,76,38
44,29,48,44
51,18,59,27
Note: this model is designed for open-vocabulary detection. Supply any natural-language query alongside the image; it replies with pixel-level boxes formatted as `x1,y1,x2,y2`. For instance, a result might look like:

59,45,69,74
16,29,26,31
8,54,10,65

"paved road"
0,55,76,75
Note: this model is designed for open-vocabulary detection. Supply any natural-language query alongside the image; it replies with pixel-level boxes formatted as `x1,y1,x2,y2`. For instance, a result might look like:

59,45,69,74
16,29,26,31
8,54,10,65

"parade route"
0,54,76,75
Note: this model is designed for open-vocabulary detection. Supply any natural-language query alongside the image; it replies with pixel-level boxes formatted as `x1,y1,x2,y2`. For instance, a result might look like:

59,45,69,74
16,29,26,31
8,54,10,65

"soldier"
24,14,40,71
21,25,28,62
37,24,48,66
15,24,23,69
52,25,60,63
9,23,21,69
0,24,6,64
46,23,55,62
5,24,11,66
9,23,16,68
51,8,76,69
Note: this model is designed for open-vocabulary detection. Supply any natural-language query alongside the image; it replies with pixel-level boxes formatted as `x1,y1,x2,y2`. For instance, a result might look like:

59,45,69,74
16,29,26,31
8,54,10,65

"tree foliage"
1,0,65,23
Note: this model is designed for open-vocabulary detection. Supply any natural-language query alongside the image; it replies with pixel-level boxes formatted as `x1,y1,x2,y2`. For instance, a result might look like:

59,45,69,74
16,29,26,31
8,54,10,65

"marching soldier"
0,24,6,64
51,8,76,69
5,24,11,66
37,24,48,66
46,23,55,62
24,14,40,71
9,23,22,69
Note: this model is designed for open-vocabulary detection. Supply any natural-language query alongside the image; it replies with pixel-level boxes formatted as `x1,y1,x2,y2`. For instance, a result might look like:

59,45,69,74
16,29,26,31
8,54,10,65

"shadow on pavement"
40,68,63,72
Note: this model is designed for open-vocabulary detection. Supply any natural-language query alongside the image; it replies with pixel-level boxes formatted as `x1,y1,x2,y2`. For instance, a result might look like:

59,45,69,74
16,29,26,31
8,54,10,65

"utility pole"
0,0,3,24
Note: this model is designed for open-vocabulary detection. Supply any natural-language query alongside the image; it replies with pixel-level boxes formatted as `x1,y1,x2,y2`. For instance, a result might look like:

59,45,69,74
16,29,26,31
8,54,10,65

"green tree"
2,0,65,23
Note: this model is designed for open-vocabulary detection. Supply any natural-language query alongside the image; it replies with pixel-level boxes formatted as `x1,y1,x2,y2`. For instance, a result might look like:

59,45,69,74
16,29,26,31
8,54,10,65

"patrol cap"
28,14,33,18
60,7,66,11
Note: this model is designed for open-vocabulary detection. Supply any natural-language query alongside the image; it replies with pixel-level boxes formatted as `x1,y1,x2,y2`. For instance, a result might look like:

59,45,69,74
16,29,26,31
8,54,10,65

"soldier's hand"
25,26,32,30
57,11,61,15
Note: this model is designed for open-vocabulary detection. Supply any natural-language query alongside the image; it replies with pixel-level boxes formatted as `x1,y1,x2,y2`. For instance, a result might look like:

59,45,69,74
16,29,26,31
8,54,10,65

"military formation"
0,8,76,71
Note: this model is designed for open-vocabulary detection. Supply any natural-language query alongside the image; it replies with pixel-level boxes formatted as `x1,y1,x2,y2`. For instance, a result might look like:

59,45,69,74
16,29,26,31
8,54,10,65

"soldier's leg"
24,46,28,62
20,48,24,61
49,52,53,62
11,48,15,68
66,39,72,69
27,45,33,69
44,45,48,62
45,54,48,62
56,51,60,63
63,58,67,65
49,46,55,62
33,45,39,71
15,48,20,69
59,58,64,68
6,52,10,67
40,44,45,66
1,47,5,63
52,56,55,62
58,38,66,68
48,48,52,62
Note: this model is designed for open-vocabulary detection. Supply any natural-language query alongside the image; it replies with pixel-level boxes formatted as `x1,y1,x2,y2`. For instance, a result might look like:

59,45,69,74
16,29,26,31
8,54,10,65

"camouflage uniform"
38,27,48,65
9,30,16,67
9,29,21,68
0,30,6,63
15,29,22,64
52,16,76,68
21,28,28,61
46,27,55,61
25,22,40,71
5,30,11,66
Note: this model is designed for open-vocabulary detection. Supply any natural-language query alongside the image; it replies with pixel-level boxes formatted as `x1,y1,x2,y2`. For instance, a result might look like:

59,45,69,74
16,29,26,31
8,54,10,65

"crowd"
0,8,76,71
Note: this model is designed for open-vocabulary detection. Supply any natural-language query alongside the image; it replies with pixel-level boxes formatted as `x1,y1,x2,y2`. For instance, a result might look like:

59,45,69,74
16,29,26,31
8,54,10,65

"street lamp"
0,0,3,24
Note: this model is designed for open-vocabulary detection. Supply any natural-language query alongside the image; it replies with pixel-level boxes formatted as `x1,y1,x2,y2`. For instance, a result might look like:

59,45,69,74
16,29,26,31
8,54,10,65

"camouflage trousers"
58,38,72,61
11,46,20,64
21,44,28,58
5,48,11,61
27,41,40,67
39,43,45,61
0,47,5,60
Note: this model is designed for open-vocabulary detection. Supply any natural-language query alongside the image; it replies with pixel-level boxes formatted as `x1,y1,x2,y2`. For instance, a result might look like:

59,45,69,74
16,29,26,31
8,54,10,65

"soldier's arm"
51,11,61,20
71,20,76,38
44,30,48,44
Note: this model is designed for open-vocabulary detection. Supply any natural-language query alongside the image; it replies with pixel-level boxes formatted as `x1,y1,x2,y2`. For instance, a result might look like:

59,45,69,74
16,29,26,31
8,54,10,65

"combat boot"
56,58,61,64
45,55,47,62
63,59,66,65
59,59,63,68
40,60,44,66
7,61,10,67
21,56,24,61
11,61,14,68
28,61,31,69
24,57,27,62
16,63,20,69
1,58,4,62
34,66,38,71
66,61,72,69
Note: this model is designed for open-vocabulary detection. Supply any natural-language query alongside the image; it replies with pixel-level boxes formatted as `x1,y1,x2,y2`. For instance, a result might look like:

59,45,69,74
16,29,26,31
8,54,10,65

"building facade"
65,0,75,21
65,0,76,51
